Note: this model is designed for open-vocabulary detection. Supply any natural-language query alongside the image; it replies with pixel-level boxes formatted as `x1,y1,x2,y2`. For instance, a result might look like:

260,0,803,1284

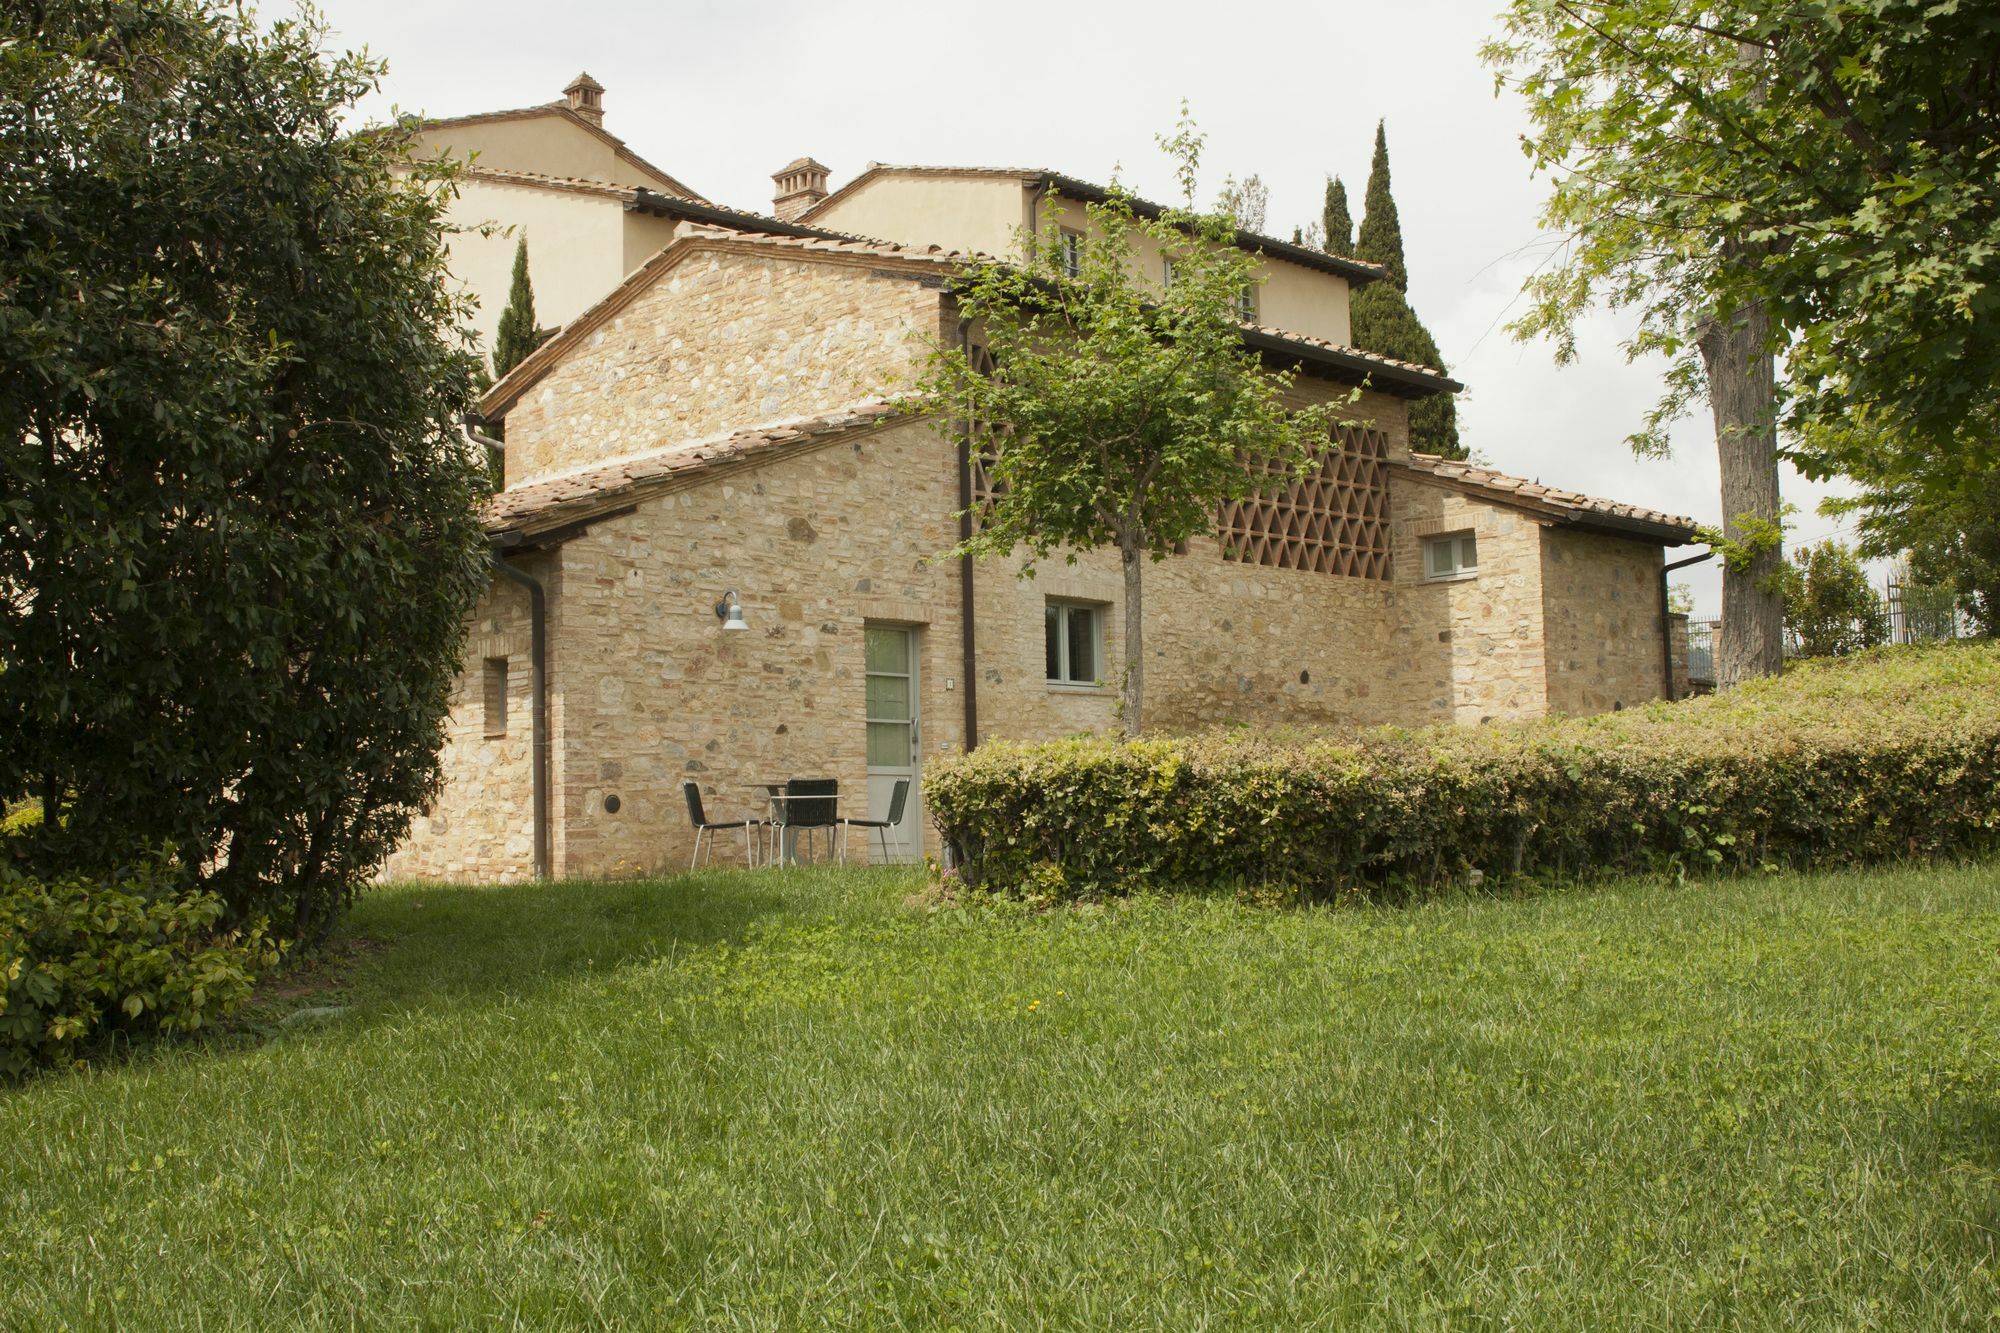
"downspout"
955,315,979,750
1660,549,1714,702
487,550,549,881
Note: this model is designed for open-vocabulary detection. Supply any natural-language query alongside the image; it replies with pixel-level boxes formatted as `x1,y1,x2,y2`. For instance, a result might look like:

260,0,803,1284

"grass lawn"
4,863,2000,1328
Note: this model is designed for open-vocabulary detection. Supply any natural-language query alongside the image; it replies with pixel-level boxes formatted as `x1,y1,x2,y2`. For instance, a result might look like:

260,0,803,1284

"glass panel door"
863,625,921,862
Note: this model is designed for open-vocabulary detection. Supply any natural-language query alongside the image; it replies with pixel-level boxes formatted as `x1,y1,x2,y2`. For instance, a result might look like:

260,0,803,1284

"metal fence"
1686,575,1964,687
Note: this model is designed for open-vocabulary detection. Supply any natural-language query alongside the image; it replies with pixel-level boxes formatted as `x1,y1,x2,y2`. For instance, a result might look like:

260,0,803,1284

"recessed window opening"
1044,599,1103,686
1424,533,1480,582
482,657,509,737
1058,228,1085,279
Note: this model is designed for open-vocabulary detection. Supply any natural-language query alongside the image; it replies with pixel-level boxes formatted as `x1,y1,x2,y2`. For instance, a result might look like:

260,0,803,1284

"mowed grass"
4,863,2000,1328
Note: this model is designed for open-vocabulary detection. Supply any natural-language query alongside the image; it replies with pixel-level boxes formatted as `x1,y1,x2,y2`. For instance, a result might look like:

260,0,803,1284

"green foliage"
1484,2,2000,469
1338,123,1462,458
1781,539,1888,657
0,2,492,937
1,858,280,1078
913,110,1351,733
491,237,545,378
1353,122,1406,292
930,644,2000,901
1321,175,1353,256
1830,433,2000,637
1349,283,1463,458
7,863,2000,1323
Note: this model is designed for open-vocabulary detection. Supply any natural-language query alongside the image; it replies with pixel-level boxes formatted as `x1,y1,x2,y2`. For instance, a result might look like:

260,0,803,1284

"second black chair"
778,777,841,864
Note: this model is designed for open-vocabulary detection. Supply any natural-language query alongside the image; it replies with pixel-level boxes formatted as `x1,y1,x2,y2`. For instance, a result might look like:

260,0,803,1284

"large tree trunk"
1120,540,1144,737
1697,291,1784,689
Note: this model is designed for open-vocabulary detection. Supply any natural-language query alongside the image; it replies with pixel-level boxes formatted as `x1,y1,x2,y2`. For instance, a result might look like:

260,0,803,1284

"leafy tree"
1781,540,1888,657
1216,174,1269,233
1347,123,1463,458
491,237,547,378
0,1,490,938
917,118,1350,736
1486,2,2000,686
1321,176,1353,257
1353,124,1407,291
1836,443,2000,637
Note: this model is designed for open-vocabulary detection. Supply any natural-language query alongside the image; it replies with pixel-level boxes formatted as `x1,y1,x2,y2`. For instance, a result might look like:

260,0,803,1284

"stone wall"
384,556,546,882
500,244,946,485
1381,483,1552,725
1540,526,1669,716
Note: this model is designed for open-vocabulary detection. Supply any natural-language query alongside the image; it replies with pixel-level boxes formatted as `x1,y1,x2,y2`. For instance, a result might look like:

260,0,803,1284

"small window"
1160,256,1177,290
482,657,509,736
1238,282,1258,322
1424,533,1479,582
1058,228,1085,279
1044,599,1103,686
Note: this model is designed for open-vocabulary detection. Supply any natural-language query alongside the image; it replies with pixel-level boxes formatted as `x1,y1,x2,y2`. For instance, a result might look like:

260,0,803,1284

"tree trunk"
1697,291,1784,689
1120,540,1144,737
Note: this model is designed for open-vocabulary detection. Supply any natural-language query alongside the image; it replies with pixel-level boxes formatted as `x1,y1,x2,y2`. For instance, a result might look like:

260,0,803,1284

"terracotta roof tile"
487,399,913,534
1399,452,1698,540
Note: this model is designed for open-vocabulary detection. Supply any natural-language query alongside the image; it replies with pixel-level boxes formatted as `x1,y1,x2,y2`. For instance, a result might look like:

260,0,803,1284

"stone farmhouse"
385,76,1698,883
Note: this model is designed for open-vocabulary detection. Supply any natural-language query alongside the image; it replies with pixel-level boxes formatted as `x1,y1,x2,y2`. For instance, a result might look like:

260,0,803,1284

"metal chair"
682,781,767,871
843,779,910,864
776,777,842,864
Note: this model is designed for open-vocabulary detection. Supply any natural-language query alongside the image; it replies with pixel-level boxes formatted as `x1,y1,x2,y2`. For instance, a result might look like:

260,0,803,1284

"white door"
864,625,922,863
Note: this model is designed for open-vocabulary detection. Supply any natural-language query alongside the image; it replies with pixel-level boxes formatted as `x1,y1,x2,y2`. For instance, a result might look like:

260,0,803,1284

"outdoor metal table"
747,783,843,865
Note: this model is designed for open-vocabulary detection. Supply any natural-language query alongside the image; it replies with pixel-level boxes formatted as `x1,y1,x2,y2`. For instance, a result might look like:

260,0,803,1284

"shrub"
928,644,2000,903
1782,539,1889,656
1,859,282,1078
1,3,490,940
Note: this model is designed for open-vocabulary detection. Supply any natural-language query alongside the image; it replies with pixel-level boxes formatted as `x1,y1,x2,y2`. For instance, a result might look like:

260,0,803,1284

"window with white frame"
1044,599,1103,686
1424,532,1479,581
1160,256,1177,290
1058,227,1085,279
1238,282,1258,322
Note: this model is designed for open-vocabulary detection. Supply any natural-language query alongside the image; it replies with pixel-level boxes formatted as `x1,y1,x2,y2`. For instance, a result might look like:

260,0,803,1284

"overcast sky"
299,0,1865,615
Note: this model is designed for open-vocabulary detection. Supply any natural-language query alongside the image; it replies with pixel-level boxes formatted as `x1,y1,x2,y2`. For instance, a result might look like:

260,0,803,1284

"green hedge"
1,859,281,1078
928,644,2000,902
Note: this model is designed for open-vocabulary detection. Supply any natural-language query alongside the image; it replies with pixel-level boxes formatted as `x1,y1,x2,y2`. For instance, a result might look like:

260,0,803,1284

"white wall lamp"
714,590,749,632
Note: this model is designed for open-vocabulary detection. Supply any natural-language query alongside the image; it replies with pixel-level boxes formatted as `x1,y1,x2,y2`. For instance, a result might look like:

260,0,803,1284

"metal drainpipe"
487,552,549,880
955,316,979,750
1660,549,1715,702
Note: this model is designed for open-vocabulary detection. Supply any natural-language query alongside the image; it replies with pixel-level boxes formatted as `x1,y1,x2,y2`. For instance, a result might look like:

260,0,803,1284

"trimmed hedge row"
928,644,2000,902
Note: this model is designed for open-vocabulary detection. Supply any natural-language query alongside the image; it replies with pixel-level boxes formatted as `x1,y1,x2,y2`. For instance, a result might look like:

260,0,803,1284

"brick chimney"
772,157,830,221
563,72,605,127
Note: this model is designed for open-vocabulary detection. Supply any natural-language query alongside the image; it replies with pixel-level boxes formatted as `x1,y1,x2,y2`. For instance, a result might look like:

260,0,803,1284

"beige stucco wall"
807,173,1034,261
1540,526,1669,716
412,114,676,191
501,246,947,485
810,175,1353,346
440,177,682,360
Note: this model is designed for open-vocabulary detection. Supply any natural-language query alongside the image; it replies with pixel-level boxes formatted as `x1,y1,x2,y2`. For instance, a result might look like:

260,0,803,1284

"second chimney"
772,157,830,221
564,72,605,127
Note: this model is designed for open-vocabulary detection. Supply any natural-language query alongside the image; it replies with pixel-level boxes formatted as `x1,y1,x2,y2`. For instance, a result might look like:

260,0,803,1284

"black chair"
844,779,911,864
682,781,767,871
777,777,841,864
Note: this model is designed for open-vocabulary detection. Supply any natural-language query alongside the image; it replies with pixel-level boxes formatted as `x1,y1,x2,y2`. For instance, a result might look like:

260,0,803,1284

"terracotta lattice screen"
1217,425,1393,579
967,342,1006,511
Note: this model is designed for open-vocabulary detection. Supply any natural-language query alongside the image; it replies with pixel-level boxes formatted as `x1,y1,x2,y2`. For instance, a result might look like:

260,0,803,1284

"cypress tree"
1354,122,1406,290
1349,122,1461,457
492,237,540,378
1321,176,1354,257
